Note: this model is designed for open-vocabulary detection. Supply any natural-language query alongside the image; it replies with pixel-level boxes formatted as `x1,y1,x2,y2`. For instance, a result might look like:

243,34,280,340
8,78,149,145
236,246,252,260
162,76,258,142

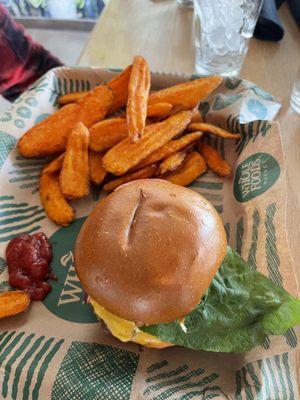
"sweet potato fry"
18,103,77,157
40,172,74,226
103,111,193,176
118,102,173,119
161,152,207,187
89,118,128,152
158,150,187,175
103,165,157,192
60,122,90,199
58,91,88,105
148,76,222,109
43,153,65,174
188,122,240,139
133,131,203,171
59,66,133,111
191,110,203,123
89,151,107,185
108,65,132,114
165,103,195,118
147,102,172,118
18,85,113,157
76,85,114,128
0,291,30,319
198,142,232,177
127,56,151,142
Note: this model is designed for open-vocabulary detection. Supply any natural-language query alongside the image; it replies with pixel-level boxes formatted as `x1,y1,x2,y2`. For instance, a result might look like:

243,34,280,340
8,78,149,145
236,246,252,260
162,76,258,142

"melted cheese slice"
90,299,172,348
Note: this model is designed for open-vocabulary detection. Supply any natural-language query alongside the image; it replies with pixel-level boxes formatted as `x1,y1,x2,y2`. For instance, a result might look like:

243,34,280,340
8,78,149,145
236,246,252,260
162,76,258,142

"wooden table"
79,0,300,275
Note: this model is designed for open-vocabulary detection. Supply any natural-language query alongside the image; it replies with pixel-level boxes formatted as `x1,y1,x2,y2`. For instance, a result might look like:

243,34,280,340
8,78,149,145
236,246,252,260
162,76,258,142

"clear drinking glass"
290,65,300,114
177,0,194,8
194,0,263,76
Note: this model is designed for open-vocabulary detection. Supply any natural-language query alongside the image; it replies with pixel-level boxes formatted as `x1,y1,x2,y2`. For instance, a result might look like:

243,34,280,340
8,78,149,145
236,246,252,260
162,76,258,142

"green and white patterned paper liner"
0,67,298,399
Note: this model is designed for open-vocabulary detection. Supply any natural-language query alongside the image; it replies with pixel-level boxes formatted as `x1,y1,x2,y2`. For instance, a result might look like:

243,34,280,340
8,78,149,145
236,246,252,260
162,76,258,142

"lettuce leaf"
141,247,300,352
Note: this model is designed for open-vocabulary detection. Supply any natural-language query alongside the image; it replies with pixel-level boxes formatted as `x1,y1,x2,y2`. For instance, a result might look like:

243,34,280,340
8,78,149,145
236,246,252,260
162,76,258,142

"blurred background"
0,0,111,111
0,0,107,19
0,0,110,65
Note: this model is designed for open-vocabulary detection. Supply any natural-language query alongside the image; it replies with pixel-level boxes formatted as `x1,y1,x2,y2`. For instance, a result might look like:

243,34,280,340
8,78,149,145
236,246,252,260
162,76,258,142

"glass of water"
194,0,263,76
290,65,300,114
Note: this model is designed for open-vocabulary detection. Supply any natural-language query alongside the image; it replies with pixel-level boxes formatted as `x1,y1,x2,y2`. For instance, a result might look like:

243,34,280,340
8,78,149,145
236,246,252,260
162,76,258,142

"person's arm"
0,5,62,101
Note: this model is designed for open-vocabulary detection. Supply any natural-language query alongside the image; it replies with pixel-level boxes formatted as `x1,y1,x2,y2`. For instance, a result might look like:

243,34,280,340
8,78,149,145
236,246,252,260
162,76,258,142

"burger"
75,179,300,352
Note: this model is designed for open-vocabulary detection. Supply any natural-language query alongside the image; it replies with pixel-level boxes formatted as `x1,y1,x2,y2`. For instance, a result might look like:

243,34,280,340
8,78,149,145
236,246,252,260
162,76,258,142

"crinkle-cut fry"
18,85,113,158
89,151,107,185
58,91,88,105
133,131,203,171
60,122,90,199
103,111,193,176
198,142,232,177
148,76,222,109
166,103,193,117
168,104,199,120
103,165,157,192
18,103,78,157
147,102,173,118
127,56,151,142
89,118,128,152
59,67,132,110
161,151,207,187
0,291,30,319
158,150,187,175
118,103,173,119
39,172,74,226
76,85,114,128
188,122,240,139
108,65,132,114
43,153,65,174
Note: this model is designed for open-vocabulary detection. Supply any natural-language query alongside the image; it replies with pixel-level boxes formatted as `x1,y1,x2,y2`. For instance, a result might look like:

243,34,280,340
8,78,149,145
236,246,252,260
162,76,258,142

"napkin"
255,0,300,41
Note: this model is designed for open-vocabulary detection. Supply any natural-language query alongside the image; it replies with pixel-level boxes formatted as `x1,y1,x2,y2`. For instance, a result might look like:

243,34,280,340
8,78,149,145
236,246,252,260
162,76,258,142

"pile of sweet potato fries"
18,56,240,226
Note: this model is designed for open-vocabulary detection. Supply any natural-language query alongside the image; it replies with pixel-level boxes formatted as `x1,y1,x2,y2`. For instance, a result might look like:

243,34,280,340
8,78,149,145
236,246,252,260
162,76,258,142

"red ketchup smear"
6,232,53,301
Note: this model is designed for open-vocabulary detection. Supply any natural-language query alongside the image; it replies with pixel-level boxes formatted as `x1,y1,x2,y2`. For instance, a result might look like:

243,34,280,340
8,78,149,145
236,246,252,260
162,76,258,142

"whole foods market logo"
43,218,97,323
234,153,280,202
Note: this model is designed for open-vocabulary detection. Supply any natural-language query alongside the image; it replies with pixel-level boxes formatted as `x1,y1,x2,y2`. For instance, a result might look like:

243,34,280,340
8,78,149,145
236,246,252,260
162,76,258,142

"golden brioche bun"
75,179,227,324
